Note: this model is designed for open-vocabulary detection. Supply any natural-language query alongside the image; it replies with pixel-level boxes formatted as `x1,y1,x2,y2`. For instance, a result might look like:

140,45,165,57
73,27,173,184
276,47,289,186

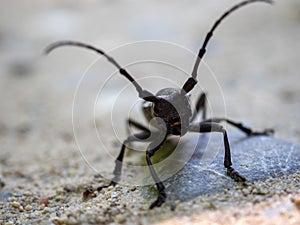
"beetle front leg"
97,131,151,191
146,136,168,209
189,122,246,182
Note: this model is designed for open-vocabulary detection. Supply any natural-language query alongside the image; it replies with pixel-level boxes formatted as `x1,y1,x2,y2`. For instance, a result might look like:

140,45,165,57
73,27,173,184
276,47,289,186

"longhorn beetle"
46,0,274,209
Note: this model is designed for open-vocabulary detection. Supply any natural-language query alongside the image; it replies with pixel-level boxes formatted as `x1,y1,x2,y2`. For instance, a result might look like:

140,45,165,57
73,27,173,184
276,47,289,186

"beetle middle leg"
189,122,246,182
190,92,207,121
127,118,150,133
202,118,274,136
125,118,150,150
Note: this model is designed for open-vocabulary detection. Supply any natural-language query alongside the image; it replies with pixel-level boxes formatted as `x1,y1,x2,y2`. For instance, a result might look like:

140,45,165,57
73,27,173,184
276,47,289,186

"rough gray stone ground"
0,0,299,224
148,133,300,203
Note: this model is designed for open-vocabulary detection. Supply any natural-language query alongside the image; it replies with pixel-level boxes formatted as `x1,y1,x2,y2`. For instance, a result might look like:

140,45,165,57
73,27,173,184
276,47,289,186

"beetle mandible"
46,0,274,209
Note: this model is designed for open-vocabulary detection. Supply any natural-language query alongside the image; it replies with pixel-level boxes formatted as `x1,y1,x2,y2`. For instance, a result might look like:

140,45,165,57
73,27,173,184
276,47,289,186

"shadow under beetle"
46,0,274,209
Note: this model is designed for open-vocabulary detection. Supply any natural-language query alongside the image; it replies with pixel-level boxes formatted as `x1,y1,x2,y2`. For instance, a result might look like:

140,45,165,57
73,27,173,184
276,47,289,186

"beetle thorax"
143,88,192,136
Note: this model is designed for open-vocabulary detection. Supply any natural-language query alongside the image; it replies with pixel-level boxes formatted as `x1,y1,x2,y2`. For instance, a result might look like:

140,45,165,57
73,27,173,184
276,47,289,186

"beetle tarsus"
250,128,275,136
149,189,167,209
227,167,247,182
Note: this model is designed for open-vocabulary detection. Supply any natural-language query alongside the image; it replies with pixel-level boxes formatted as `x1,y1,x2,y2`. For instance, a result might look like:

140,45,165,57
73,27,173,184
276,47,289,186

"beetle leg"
127,118,150,133
190,92,207,122
202,118,274,136
146,134,168,209
97,131,151,191
125,118,151,151
189,122,246,182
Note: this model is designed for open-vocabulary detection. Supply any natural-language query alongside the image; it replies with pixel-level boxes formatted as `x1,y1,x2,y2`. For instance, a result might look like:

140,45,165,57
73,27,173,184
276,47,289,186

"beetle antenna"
182,0,273,93
45,41,157,102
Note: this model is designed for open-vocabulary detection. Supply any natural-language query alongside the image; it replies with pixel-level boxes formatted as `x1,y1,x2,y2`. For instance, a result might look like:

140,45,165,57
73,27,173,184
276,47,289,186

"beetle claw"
251,128,275,136
149,191,166,209
227,167,247,182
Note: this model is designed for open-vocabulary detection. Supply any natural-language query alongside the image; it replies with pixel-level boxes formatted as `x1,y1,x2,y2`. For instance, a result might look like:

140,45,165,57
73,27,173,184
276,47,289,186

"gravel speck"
116,214,126,223
25,205,32,211
11,201,20,209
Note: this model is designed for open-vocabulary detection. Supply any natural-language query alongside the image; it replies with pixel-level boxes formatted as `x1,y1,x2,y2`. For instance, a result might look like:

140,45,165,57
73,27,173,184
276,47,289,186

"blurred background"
0,0,299,188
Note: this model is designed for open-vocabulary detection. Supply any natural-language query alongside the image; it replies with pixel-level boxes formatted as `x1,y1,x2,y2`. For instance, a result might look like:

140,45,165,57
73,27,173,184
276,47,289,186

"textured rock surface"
159,132,300,201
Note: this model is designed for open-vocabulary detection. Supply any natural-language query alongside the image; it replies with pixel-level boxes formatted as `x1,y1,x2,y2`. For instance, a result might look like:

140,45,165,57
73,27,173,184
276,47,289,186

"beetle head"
152,88,192,136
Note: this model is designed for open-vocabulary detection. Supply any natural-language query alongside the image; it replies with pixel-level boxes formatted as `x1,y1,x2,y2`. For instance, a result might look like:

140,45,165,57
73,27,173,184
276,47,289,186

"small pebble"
11,201,20,208
111,191,118,199
23,191,32,196
115,214,125,223
108,185,114,191
110,207,118,216
25,205,32,211
174,200,181,206
5,222,13,225
52,216,69,225
292,194,300,209
38,196,49,206
8,197,17,202
43,207,52,214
